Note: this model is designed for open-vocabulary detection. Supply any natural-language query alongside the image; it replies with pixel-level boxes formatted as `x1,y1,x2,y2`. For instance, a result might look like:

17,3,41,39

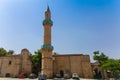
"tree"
0,48,7,57
93,51,120,79
102,59,120,78
93,51,108,79
31,49,42,75
93,51,108,65
53,52,59,55
0,48,15,57
7,50,14,55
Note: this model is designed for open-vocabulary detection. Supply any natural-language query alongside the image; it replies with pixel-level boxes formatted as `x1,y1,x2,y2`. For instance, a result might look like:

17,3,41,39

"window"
9,61,12,65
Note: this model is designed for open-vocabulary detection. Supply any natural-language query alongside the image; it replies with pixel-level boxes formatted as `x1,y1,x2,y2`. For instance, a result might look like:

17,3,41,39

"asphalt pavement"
0,78,96,80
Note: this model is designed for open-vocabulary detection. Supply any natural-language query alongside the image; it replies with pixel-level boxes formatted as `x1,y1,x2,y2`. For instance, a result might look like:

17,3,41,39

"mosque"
41,6,94,78
0,6,104,79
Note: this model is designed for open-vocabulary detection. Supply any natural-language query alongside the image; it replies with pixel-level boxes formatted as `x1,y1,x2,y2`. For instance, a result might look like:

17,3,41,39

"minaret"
41,6,53,78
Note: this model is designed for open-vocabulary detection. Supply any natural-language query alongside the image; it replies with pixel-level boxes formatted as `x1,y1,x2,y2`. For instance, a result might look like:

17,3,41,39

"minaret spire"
47,5,50,12
45,5,51,19
43,6,53,44
41,6,53,78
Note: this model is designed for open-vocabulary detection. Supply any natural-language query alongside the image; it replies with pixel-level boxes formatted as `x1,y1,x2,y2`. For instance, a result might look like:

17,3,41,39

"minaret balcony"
41,44,54,50
43,19,53,25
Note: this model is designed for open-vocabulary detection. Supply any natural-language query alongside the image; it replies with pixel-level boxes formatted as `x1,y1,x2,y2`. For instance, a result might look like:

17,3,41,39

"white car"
72,73,79,80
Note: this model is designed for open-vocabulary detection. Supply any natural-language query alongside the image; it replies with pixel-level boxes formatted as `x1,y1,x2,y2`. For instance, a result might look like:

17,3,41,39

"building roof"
53,54,89,57
0,54,21,59
91,62,100,66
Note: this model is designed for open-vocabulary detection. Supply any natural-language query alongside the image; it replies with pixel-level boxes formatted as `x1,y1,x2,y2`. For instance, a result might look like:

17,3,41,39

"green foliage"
102,59,120,76
53,52,59,55
31,49,42,75
0,48,7,57
0,48,14,57
93,51,108,65
7,50,14,55
93,51,120,78
102,59,118,70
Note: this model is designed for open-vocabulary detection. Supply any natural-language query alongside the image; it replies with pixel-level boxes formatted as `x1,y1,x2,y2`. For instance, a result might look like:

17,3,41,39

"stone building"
41,6,93,78
53,54,93,78
0,48,32,77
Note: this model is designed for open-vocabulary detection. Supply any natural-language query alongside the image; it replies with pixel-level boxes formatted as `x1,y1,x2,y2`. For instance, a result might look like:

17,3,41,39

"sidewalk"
0,78,96,80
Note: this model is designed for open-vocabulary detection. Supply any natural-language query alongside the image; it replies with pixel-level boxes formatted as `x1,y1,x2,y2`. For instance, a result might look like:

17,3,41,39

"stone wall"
0,49,32,77
53,54,93,78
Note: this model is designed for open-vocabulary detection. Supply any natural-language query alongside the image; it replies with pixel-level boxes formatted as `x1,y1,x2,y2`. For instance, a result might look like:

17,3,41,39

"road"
0,78,37,80
0,78,96,80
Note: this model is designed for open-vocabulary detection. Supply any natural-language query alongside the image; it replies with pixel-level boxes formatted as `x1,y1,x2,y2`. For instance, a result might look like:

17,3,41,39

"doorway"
60,70,64,78
5,73,11,77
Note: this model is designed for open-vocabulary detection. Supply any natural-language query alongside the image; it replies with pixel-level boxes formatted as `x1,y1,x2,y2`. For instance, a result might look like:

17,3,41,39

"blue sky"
0,0,120,61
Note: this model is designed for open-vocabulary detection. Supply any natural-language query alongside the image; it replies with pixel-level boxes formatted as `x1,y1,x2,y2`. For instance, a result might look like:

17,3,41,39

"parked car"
28,73,37,79
64,73,70,79
38,74,47,80
72,73,80,80
56,73,61,78
18,73,26,78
